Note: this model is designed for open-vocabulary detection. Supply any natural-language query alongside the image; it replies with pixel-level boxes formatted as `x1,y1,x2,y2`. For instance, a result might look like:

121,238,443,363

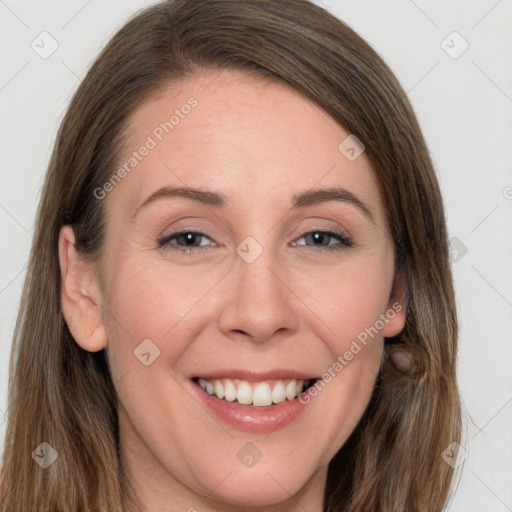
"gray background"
1,0,511,510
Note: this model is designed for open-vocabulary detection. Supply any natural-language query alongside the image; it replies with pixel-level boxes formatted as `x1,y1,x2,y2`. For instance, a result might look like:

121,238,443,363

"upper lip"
191,369,320,382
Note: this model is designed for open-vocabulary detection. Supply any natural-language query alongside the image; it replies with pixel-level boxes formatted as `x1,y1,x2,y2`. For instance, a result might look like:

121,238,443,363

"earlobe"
58,225,107,352
381,272,407,338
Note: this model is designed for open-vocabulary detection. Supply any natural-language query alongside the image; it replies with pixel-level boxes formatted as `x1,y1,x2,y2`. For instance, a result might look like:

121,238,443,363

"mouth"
191,376,319,407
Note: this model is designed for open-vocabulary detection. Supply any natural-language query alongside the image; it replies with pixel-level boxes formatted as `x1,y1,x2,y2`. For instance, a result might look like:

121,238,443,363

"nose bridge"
217,234,298,341
237,240,280,299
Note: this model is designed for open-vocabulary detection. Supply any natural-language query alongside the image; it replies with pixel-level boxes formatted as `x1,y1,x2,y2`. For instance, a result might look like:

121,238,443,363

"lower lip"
190,380,313,433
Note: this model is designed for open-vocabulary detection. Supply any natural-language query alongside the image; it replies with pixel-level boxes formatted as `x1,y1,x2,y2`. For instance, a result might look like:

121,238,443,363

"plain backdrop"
1,1,511,510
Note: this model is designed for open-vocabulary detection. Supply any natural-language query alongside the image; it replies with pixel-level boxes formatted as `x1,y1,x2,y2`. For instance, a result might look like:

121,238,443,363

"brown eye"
157,231,216,253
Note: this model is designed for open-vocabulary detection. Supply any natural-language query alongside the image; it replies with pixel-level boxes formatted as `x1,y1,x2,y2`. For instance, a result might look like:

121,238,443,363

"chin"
188,452,320,507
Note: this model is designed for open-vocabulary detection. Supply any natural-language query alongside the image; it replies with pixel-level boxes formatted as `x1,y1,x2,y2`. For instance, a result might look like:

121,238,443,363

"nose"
217,243,299,343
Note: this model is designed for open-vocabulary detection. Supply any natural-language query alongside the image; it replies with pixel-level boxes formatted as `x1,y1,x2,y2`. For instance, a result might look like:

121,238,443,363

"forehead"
109,70,383,223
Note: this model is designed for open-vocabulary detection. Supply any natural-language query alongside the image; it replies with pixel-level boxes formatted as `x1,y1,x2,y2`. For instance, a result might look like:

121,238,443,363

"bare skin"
59,69,405,512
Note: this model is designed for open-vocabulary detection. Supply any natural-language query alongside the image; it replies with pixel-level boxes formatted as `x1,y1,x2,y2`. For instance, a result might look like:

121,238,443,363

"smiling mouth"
192,377,318,407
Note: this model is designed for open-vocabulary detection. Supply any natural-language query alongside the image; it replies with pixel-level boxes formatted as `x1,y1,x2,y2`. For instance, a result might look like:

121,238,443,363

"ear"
58,225,107,352
381,271,407,338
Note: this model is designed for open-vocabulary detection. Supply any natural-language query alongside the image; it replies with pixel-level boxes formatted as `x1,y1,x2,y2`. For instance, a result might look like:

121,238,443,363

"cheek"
101,252,232,397
104,254,216,339
294,265,390,448
290,257,393,353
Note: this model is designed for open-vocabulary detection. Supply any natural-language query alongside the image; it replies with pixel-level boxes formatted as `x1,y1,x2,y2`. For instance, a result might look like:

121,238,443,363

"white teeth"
271,381,286,404
213,380,224,399
253,382,272,407
237,381,253,405
197,377,310,407
286,379,297,400
223,379,237,401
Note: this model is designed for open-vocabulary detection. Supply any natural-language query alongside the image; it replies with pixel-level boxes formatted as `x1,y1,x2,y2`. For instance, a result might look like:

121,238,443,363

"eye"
157,230,216,254
157,228,354,255
293,230,353,252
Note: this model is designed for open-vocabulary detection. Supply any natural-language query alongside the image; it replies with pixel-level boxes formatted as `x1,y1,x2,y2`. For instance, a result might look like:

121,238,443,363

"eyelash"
157,229,354,255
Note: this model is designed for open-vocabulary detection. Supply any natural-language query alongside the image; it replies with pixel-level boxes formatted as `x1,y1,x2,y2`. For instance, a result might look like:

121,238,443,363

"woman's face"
83,70,405,509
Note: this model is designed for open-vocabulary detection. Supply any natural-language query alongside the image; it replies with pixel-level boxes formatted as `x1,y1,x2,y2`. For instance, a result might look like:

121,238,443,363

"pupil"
308,232,328,246
180,233,199,246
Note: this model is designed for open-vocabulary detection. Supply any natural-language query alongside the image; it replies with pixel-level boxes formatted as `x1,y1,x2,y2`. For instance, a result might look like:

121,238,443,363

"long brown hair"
0,0,461,510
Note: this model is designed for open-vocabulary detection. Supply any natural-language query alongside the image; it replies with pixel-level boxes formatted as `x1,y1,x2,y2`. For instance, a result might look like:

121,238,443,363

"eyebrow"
133,185,374,222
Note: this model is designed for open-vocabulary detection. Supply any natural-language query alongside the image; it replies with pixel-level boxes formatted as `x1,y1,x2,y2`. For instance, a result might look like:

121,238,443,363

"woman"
0,0,462,510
